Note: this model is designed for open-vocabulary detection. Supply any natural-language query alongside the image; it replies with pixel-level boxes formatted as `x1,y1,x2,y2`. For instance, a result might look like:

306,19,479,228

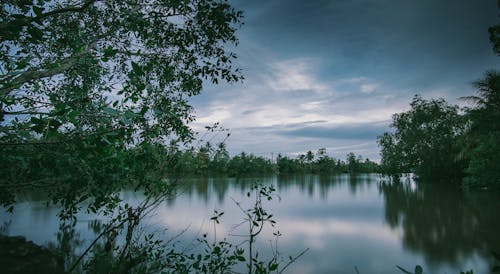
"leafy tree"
0,0,243,212
461,71,500,188
313,148,335,173
210,142,230,173
346,152,358,174
305,150,314,163
377,95,467,180
489,10,500,56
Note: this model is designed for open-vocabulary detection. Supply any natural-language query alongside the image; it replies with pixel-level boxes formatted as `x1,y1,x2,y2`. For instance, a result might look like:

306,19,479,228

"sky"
190,0,499,161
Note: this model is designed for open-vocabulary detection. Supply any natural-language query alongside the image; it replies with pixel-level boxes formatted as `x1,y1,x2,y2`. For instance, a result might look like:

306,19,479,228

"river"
1,174,499,273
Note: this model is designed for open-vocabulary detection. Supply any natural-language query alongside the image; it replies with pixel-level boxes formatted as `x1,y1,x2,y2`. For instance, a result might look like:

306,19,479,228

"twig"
278,248,309,274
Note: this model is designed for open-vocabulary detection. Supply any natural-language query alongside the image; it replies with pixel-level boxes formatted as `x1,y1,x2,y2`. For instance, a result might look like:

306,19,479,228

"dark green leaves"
377,95,466,180
0,0,244,245
131,61,142,75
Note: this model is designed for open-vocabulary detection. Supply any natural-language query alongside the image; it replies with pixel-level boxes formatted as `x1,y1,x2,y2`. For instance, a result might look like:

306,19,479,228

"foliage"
461,71,500,188
161,144,379,177
377,13,500,188
377,72,500,188
276,149,379,175
377,95,466,181
0,0,243,212
489,18,500,55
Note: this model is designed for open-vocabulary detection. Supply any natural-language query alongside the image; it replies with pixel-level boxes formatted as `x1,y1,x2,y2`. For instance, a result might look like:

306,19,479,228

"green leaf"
103,107,119,116
103,46,119,58
16,57,31,70
131,61,142,74
33,6,44,16
27,26,43,41
67,110,79,124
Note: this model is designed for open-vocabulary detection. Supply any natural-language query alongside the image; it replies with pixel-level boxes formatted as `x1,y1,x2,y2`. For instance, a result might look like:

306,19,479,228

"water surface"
2,174,499,273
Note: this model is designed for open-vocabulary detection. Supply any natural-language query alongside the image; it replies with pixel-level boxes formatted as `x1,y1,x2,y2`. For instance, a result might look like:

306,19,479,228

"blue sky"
190,0,499,161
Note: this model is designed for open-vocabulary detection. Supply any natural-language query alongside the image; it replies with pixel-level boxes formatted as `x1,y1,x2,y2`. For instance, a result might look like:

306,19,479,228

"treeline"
165,143,379,177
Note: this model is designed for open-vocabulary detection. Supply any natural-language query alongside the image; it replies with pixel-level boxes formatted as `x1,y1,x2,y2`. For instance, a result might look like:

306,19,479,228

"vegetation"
461,71,500,188
1,0,498,273
377,95,466,181
378,18,500,188
0,1,366,272
377,72,500,188
275,150,378,175
0,0,242,211
164,142,379,177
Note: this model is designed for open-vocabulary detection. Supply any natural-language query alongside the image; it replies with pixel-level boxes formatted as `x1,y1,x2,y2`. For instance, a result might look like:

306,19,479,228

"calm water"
2,174,500,274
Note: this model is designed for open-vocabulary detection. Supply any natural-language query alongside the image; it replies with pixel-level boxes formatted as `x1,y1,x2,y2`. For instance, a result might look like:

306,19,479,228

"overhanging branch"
0,0,100,34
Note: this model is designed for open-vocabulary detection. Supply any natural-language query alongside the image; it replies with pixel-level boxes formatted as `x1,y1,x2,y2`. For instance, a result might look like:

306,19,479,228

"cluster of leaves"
0,0,243,211
461,71,500,188
377,95,467,181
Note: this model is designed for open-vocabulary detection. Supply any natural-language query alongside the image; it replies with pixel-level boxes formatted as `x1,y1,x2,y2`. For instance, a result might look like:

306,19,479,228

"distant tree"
276,154,299,174
210,142,230,173
306,150,314,163
377,95,466,180
346,152,359,174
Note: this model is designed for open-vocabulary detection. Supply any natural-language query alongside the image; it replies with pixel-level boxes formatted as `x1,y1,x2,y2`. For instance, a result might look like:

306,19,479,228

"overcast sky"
190,0,499,161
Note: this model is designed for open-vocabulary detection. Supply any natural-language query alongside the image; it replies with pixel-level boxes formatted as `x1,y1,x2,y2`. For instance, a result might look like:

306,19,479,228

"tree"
1,0,242,142
0,0,243,212
210,142,230,173
346,152,358,174
461,71,500,188
377,95,466,180
489,7,500,56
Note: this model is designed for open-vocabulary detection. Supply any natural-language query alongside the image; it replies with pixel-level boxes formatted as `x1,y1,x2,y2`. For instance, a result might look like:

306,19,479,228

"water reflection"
2,174,499,273
380,181,500,270
174,174,377,203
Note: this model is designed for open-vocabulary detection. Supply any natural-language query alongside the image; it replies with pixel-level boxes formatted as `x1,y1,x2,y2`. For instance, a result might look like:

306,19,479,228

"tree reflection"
380,181,500,268
274,173,376,199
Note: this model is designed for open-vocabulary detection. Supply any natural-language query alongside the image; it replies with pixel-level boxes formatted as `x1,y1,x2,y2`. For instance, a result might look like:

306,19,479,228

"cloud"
278,122,388,140
190,54,403,161
266,58,328,92
360,83,379,94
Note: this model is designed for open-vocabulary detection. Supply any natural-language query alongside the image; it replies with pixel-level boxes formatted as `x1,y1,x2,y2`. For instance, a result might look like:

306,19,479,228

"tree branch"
0,111,50,115
0,0,99,33
0,60,74,96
